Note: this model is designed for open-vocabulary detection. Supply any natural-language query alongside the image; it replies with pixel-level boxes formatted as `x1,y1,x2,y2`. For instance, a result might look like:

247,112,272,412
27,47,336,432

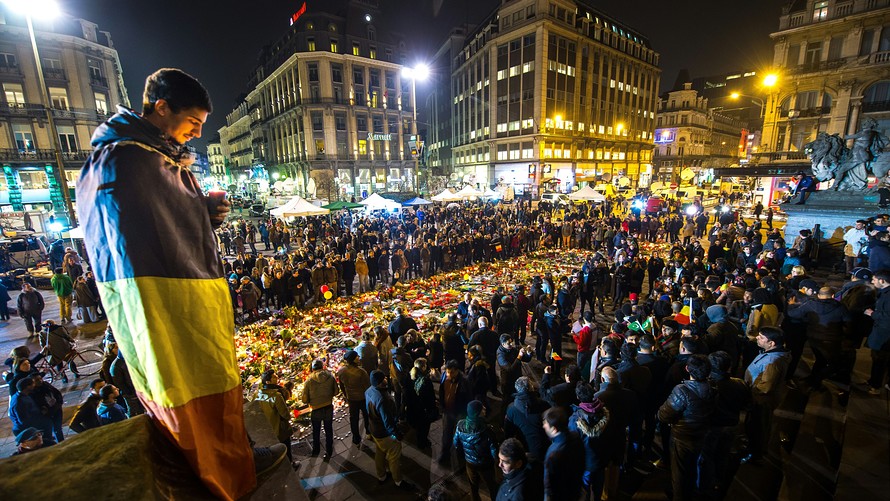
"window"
352,43,360,56
87,59,103,79
804,41,822,68
57,125,77,153
0,52,16,68
335,113,346,131
307,37,316,51
368,27,376,41
860,29,875,56
49,87,68,109
356,116,367,131
358,139,367,155
315,139,325,155
787,44,801,66
4,83,25,106
828,35,844,61
311,112,323,131
813,1,829,22
94,92,108,114
308,63,319,82
526,5,535,18
330,39,339,52
13,124,35,152
369,47,377,59
331,64,343,83
18,170,47,189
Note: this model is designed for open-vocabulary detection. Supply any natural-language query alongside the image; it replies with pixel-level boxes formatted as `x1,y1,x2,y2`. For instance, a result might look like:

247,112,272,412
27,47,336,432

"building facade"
425,28,467,186
0,7,128,214
219,0,419,199
762,0,890,153
444,0,660,195
653,83,747,183
206,135,226,181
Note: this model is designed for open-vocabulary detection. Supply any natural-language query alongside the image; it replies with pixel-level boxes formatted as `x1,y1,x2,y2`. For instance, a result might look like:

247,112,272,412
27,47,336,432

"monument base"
782,190,882,267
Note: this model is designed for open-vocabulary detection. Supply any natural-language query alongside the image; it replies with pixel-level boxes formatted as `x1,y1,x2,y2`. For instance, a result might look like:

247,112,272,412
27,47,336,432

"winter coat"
595,382,641,459
301,369,338,410
39,325,74,363
496,463,543,501
51,273,73,297
354,341,379,374
255,384,291,441
869,239,890,273
744,348,791,406
543,431,586,500
9,392,51,435
69,393,102,433
569,402,611,472
786,297,851,343
337,363,370,401
74,281,98,307
16,289,44,315
406,375,438,427
365,385,400,439
745,304,781,339
439,372,472,416
453,418,497,465
657,379,716,441
868,286,890,351
97,401,128,425
494,303,520,336
709,372,750,427
504,390,551,462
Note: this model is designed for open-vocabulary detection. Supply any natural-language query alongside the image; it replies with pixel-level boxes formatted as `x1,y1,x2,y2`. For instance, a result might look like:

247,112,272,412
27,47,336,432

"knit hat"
467,400,484,420
370,370,386,387
706,305,727,323
344,350,359,363
852,267,873,281
15,427,41,445
799,279,819,291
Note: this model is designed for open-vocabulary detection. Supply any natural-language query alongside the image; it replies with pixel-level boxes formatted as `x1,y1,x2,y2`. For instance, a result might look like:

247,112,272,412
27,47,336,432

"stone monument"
782,118,890,261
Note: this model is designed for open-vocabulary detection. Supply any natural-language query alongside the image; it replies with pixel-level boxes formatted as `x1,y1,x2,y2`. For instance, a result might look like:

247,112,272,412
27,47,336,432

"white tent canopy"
481,188,503,199
270,196,330,217
568,185,606,202
455,185,483,199
431,189,461,202
360,193,401,210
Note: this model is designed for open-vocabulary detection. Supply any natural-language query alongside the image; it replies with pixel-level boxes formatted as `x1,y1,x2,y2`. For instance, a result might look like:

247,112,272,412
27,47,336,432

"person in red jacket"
573,311,598,381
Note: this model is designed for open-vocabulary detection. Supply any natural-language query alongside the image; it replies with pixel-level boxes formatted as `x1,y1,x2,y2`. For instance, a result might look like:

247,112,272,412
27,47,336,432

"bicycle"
33,344,104,384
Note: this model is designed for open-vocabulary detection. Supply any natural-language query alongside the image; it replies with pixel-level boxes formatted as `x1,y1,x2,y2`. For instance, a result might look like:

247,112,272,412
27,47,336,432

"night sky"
59,0,784,148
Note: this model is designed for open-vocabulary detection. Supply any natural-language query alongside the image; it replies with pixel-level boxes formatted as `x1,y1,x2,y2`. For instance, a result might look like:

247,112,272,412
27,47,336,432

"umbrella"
446,202,461,209
270,196,330,217
403,197,433,206
322,200,364,210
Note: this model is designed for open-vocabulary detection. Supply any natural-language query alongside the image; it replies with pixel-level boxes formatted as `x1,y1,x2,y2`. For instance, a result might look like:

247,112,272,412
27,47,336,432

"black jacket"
543,431,586,500
366,385,401,439
494,303,521,336
388,314,419,344
468,327,500,364
657,379,716,441
439,372,472,416
709,372,750,427
505,391,552,462
453,418,497,465
569,402,611,473
541,372,578,409
595,382,641,460
786,297,851,343
615,360,652,402
496,463,543,501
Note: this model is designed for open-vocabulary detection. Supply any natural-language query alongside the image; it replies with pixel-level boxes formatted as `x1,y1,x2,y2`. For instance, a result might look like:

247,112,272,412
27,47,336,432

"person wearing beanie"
453,400,498,501
301,359,339,459
704,304,743,373
568,382,611,500
365,370,411,490
337,350,371,445
255,370,294,460
11,427,44,456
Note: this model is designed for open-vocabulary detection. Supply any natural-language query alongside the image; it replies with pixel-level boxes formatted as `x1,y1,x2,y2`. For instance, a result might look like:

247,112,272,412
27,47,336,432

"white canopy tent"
455,186,483,199
360,193,401,211
568,185,606,202
431,189,461,202
481,188,503,200
270,196,330,217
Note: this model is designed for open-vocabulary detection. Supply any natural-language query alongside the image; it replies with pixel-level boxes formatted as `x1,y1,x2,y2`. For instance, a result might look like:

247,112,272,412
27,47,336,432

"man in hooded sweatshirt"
301,359,339,459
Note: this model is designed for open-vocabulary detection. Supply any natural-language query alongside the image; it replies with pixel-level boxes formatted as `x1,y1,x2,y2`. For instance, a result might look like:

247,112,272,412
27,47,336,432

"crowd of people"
5,194,890,500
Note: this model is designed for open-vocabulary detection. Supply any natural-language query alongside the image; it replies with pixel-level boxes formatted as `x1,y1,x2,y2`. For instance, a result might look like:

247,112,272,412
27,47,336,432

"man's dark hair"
601,337,619,359
498,438,527,464
16,377,34,393
576,382,596,403
143,68,212,115
638,334,656,351
543,406,569,433
686,354,711,381
445,359,462,371
564,364,581,384
758,326,785,347
90,379,105,390
708,351,732,374
620,342,638,361
874,269,890,282
680,337,701,354
99,385,116,401
54,267,63,275
427,484,453,501
397,335,407,348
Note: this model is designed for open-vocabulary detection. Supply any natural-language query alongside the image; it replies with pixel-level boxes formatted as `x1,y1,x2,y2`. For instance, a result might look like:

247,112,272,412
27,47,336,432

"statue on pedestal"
805,118,890,191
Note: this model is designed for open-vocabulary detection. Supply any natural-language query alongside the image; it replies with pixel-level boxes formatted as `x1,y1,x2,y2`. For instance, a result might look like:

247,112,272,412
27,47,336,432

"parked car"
249,203,266,217
540,192,571,206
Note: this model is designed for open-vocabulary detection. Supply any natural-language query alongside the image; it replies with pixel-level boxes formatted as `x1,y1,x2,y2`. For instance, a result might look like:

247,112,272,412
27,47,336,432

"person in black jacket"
569,383,611,501
365,370,410,490
701,351,751,497
495,438,544,501
69,379,106,433
658,354,716,501
438,360,472,464
468,317,500,391
504,376,552,464
637,334,670,455
496,334,533,401
787,286,852,389
453,400,498,501
542,406,586,501
531,295,552,362
595,367,641,497
541,363,581,409
389,307,419,345
494,296,520,338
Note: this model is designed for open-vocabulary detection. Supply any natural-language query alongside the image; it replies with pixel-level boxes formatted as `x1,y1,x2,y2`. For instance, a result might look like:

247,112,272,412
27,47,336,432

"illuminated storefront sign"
367,132,394,141
289,2,307,25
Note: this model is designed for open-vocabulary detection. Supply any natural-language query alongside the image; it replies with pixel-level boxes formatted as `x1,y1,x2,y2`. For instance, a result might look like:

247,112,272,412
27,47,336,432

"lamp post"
8,0,76,226
402,63,428,194
729,92,766,118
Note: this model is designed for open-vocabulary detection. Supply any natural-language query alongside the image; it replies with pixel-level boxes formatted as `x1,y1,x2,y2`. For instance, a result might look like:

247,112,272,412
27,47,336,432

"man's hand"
208,197,231,228
544,365,552,374
865,308,874,316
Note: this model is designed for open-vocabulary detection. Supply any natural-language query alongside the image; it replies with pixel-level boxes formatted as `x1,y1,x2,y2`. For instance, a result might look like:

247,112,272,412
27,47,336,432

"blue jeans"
311,405,334,455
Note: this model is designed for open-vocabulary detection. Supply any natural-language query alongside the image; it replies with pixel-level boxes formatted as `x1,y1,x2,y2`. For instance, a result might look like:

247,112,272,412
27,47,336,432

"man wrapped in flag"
77,69,284,499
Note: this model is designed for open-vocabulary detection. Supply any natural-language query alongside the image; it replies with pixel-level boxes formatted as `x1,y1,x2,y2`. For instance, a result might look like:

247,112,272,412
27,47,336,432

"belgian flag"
77,136,255,500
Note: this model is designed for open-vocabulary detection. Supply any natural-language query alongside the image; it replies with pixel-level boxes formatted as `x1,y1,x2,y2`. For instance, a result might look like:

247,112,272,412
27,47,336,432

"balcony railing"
43,67,67,81
89,74,108,87
0,148,91,162
0,64,22,76
0,103,46,118
788,106,832,118
871,51,890,64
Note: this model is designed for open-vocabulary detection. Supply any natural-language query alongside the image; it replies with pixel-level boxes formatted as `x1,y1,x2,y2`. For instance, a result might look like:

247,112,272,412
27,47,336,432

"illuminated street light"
3,0,76,225
272,172,280,180
763,73,778,87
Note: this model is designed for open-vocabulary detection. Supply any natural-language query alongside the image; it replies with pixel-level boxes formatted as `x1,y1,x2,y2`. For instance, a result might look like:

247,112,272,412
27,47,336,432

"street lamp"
5,0,76,226
729,92,766,118
401,63,429,193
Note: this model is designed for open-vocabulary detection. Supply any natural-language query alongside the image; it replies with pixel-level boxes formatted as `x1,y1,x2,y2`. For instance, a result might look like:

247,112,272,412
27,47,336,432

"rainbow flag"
77,120,255,500
675,298,692,325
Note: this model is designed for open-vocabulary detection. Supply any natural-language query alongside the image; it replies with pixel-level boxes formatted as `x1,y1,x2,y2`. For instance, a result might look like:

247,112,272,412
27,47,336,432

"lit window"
510,65,521,77
497,123,508,133
307,38,316,51
813,1,828,21
331,39,339,52
497,150,508,160
509,121,520,131
565,121,573,131
353,44,360,56
563,148,571,157
497,69,507,80
543,147,553,158
522,61,534,73
370,47,377,59
578,123,585,131
509,149,520,159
